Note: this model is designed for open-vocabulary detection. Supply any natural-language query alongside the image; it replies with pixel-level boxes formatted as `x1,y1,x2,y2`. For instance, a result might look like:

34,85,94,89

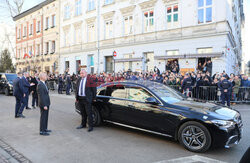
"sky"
0,0,249,63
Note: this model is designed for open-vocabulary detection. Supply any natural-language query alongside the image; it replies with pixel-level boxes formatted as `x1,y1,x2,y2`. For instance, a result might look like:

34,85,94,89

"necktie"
80,78,84,96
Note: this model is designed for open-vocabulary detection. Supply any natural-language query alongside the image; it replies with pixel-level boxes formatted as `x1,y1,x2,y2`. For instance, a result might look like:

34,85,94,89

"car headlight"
211,120,235,129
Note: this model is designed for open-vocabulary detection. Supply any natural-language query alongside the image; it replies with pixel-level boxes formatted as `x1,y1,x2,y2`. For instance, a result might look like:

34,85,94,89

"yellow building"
13,0,60,74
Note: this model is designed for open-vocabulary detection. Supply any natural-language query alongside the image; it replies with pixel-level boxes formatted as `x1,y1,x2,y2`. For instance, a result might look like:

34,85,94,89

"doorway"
105,56,113,73
143,52,154,72
197,57,211,71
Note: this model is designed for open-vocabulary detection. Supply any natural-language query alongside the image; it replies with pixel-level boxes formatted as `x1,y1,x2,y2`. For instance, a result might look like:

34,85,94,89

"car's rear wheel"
92,106,101,127
178,121,211,153
5,88,10,96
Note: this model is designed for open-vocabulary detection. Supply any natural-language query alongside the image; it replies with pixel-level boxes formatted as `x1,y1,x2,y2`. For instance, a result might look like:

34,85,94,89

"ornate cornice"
120,5,136,15
162,0,179,5
102,11,115,19
139,0,157,10
85,17,96,24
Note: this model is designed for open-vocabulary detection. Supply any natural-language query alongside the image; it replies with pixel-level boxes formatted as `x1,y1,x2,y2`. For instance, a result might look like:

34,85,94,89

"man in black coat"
13,72,23,118
30,73,39,109
37,72,51,136
75,69,97,132
18,72,31,117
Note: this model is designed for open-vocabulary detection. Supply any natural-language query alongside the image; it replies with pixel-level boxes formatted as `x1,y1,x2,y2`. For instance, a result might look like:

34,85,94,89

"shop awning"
114,57,143,63
155,52,223,60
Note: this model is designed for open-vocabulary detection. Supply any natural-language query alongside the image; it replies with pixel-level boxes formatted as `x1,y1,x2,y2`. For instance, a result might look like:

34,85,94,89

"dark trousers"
19,93,28,114
15,96,22,117
32,92,38,107
78,97,93,128
40,107,49,132
66,84,71,94
26,92,30,108
221,92,230,107
58,84,63,94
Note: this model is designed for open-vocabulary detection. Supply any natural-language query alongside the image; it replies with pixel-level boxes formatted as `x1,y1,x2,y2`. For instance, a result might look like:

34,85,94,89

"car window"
106,85,127,99
127,86,153,102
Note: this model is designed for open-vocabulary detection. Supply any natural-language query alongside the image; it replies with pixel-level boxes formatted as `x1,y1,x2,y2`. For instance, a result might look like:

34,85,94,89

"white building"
59,0,244,75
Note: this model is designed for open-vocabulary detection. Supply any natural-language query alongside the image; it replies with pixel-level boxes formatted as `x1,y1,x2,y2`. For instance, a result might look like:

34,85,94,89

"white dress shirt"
78,77,87,97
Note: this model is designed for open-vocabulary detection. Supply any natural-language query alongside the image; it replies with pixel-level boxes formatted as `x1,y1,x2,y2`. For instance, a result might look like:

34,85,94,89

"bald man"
37,72,51,136
75,69,97,132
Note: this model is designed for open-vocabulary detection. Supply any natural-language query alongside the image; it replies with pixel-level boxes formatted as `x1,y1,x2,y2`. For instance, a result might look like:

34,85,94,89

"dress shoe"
87,127,93,132
26,107,31,110
40,132,50,136
15,115,20,118
32,106,36,109
45,129,52,133
76,124,86,129
18,114,25,118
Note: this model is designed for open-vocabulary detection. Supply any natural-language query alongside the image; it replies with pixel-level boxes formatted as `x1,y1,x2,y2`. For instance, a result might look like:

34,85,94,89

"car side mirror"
145,97,159,105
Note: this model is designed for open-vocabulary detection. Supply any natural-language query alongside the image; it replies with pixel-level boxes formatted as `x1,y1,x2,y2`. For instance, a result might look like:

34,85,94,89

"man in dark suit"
30,73,39,109
66,74,71,95
58,74,63,94
13,72,23,118
75,69,97,132
18,72,31,117
37,72,51,136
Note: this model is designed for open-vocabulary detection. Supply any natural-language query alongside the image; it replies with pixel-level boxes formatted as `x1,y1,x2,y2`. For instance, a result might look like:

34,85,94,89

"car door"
0,74,5,93
125,86,170,133
100,84,130,124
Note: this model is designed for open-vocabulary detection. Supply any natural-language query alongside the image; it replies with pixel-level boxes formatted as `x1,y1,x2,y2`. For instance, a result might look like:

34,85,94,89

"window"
124,16,133,36
167,5,179,28
106,85,127,99
144,10,154,32
64,5,70,19
64,30,70,46
127,86,152,102
23,26,27,37
75,0,82,16
37,21,41,32
18,28,21,39
197,47,213,54
167,50,179,56
105,20,113,39
74,26,82,44
45,42,49,54
51,15,56,27
29,46,33,57
45,17,49,30
29,23,33,35
51,41,55,54
37,44,41,56
87,24,95,42
88,0,95,11
104,0,113,5
198,0,212,24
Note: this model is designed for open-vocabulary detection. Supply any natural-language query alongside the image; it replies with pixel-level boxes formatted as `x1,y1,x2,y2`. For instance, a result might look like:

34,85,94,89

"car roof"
99,80,164,89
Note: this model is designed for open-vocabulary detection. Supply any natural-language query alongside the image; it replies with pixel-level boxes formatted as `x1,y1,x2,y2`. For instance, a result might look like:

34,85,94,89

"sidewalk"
0,139,31,163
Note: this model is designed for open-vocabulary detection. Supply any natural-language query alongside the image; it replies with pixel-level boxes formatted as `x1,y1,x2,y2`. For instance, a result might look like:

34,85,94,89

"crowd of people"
43,66,250,106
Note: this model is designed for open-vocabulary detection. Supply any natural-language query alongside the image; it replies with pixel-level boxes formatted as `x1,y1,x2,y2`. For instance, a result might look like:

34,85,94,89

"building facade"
59,0,244,75
14,0,60,74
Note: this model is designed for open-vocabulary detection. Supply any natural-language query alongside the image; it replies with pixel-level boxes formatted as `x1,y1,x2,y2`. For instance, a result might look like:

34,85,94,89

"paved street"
0,93,249,163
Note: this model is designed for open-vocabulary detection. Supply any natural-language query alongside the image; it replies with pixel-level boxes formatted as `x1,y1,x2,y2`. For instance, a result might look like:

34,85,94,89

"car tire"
5,88,10,96
92,106,102,127
178,121,211,153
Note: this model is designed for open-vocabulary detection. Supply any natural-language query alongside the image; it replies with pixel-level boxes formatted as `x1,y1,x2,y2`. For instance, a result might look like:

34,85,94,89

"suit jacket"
30,77,39,92
13,77,23,97
75,75,97,103
37,81,51,108
20,76,30,94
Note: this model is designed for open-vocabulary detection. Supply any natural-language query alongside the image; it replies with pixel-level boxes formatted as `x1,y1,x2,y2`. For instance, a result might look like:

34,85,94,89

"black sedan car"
0,73,17,96
75,81,243,152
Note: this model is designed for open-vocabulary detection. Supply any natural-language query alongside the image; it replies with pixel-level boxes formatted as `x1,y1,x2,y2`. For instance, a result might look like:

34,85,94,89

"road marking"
155,155,227,163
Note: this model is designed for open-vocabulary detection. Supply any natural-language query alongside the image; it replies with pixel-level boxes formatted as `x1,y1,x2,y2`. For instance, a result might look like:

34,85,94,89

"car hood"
173,100,238,120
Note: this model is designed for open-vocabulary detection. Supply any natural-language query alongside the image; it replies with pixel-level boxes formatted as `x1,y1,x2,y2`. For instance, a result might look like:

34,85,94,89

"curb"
0,139,32,163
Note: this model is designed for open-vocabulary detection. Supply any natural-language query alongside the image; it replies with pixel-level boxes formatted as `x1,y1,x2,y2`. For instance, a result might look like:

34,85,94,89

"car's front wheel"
178,121,211,153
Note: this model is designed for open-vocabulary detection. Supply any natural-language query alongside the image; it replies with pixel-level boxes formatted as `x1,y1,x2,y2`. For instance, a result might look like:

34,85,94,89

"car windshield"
147,82,185,104
5,74,17,81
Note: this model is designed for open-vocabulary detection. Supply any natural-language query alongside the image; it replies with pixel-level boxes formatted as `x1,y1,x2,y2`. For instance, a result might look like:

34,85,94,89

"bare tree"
5,0,25,18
